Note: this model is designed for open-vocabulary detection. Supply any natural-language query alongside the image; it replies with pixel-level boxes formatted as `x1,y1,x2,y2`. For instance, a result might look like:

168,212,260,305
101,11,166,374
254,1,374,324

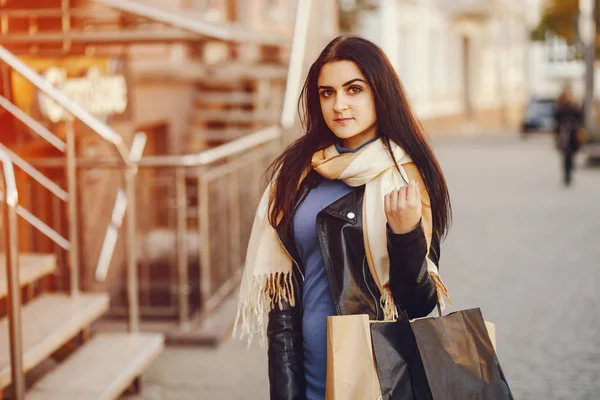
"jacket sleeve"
387,162,439,319
267,274,306,400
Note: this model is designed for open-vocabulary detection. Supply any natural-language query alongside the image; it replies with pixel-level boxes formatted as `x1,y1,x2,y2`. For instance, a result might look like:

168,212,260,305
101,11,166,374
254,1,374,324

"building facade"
354,0,532,134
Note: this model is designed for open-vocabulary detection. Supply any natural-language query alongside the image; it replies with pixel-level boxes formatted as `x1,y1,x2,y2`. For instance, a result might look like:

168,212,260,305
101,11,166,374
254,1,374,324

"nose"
333,93,349,113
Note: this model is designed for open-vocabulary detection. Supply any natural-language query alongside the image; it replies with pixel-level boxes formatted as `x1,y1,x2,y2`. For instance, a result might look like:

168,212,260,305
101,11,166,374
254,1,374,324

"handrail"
0,200,72,250
0,143,68,201
0,95,67,153
15,205,70,250
89,0,290,46
0,150,26,400
0,46,134,169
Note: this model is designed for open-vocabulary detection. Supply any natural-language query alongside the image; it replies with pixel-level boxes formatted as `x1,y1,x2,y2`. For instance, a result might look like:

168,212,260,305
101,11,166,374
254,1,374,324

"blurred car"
521,97,556,136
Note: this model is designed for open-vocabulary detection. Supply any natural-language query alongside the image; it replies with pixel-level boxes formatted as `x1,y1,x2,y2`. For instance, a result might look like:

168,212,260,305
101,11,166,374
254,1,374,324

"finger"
390,189,398,211
384,192,391,215
406,181,417,204
397,186,407,209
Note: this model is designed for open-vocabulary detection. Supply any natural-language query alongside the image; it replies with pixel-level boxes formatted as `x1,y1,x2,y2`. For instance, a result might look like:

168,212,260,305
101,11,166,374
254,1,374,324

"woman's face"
317,60,378,149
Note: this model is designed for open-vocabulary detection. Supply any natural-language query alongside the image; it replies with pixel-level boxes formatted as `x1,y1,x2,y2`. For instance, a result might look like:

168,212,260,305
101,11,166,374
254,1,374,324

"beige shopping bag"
325,314,382,400
325,314,498,400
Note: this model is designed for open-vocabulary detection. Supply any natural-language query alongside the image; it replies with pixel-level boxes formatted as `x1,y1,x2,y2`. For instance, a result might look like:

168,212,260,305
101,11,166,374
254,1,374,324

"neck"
342,125,378,149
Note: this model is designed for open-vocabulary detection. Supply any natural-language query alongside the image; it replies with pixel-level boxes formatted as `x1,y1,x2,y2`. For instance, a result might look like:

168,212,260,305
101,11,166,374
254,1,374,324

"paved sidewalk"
123,339,268,399
124,133,600,400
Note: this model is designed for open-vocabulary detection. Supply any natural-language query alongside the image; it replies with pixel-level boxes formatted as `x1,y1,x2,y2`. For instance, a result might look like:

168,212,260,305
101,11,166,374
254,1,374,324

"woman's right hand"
384,180,422,235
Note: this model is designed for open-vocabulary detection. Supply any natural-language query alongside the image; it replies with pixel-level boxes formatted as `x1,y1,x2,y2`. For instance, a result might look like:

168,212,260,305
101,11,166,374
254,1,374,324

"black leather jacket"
267,170,440,400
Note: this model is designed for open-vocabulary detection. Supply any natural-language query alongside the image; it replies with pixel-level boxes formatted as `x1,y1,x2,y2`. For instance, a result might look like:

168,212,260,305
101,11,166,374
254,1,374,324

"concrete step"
193,109,278,124
26,332,164,400
0,253,56,299
194,91,258,106
211,62,288,80
188,127,256,142
0,293,109,389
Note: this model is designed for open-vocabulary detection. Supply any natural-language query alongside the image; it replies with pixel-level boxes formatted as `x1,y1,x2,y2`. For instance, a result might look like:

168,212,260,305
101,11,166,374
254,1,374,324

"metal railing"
0,47,134,168
0,44,142,332
0,42,147,395
120,127,279,326
0,151,26,400
27,127,280,327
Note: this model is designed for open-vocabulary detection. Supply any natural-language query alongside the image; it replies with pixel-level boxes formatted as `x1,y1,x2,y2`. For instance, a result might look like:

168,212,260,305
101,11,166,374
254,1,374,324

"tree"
531,0,580,43
532,0,600,46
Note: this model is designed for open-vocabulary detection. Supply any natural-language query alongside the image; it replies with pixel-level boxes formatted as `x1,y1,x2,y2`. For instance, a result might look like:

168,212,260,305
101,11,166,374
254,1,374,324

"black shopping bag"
371,308,513,400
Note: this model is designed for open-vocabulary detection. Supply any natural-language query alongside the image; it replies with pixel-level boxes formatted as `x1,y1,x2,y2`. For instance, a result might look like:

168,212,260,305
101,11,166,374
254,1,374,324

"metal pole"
124,167,140,332
583,0,597,136
65,118,79,296
198,167,211,314
280,0,313,130
175,167,190,328
52,194,63,291
2,158,26,400
228,170,241,276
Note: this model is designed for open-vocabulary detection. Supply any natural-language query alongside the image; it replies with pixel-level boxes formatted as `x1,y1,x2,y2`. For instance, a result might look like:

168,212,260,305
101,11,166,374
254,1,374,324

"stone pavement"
123,133,600,400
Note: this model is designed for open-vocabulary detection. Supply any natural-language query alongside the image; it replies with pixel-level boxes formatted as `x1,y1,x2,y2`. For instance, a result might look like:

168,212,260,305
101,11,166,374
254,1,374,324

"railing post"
175,166,190,328
228,169,241,276
65,118,79,296
2,158,26,400
125,166,140,332
61,0,72,52
197,167,211,314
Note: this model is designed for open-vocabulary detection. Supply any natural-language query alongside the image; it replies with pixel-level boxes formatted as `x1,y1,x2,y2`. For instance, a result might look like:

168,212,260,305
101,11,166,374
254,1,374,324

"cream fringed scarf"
233,138,449,346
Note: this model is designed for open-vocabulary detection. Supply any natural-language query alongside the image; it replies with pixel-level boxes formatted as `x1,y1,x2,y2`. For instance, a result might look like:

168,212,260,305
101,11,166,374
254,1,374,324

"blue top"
292,137,378,399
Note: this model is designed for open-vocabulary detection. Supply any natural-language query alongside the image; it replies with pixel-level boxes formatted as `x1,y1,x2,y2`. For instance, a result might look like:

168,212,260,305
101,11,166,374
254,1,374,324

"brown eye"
348,86,362,94
320,90,334,98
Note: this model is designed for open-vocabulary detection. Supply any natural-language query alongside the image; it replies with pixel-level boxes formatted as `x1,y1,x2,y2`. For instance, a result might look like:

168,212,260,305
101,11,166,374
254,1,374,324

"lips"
334,118,353,122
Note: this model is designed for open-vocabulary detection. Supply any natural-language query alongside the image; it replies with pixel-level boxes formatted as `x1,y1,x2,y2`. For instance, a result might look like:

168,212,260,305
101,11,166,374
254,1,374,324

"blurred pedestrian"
234,36,452,400
554,86,584,186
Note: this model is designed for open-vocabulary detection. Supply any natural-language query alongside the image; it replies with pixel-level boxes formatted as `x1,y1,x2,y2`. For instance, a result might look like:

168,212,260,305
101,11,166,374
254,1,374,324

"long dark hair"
267,35,451,239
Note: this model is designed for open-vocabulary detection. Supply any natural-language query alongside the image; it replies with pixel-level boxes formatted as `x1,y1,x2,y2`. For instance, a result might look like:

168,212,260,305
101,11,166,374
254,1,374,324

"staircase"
0,0,296,349
0,255,163,399
0,41,163,400
188,73,285,150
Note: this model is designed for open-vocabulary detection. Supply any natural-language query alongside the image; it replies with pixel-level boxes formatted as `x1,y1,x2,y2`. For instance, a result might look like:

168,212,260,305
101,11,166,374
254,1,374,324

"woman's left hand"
384,181,422,234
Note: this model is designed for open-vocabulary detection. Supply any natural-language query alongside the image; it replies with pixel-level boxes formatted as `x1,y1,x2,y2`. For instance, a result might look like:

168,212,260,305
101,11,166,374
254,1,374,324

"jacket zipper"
362,255,380,320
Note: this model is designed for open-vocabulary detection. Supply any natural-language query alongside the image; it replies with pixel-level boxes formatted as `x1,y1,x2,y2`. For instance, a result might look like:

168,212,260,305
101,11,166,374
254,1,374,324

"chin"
330,129,361,140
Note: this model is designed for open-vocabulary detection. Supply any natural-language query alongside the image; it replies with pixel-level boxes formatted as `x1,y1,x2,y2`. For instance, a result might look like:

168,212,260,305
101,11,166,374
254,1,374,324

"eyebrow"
318,78,367,90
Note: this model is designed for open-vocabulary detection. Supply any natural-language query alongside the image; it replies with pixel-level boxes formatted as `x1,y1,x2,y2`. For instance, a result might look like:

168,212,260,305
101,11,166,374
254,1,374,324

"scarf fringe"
380,289,399,321
430,271,451,312
233,271,294,347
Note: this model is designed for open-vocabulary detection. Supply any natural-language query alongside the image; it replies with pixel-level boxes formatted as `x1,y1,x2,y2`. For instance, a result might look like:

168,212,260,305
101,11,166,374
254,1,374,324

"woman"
554,87,584,186
234,36,452,399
